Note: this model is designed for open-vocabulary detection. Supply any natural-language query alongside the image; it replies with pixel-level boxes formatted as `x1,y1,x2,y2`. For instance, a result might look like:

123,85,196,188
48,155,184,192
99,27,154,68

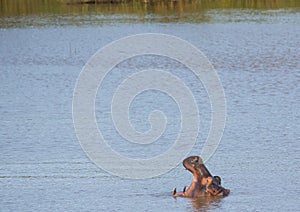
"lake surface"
1,1,300,211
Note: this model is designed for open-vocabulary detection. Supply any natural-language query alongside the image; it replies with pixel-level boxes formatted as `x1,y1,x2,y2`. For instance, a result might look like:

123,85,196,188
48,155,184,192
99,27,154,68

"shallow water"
1,1,300,211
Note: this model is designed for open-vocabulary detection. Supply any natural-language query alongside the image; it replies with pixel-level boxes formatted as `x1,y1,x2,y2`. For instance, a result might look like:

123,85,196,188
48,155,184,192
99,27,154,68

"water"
1,2,300,211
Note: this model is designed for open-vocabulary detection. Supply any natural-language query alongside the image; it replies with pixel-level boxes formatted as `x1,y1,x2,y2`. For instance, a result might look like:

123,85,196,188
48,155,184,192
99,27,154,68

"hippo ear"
214,176,221,185
173,188,177,196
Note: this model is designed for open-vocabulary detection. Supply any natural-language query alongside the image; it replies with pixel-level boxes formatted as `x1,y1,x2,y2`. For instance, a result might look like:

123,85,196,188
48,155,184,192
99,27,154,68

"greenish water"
1,0,300,27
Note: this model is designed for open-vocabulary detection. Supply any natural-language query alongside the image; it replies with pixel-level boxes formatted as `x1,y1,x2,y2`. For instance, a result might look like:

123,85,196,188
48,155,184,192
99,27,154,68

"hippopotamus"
173,156,230,198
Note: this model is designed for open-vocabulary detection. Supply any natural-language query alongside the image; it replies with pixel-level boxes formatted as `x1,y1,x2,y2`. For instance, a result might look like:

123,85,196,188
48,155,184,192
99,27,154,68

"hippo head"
173,156,230,198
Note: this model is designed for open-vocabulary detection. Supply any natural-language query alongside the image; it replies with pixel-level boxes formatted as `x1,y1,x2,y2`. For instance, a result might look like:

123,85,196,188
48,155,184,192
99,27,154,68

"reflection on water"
188,197,223,211
1,0,300,27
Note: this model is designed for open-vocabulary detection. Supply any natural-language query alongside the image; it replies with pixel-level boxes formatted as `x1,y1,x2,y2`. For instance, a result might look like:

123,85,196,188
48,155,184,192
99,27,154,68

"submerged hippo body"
173,156,230,198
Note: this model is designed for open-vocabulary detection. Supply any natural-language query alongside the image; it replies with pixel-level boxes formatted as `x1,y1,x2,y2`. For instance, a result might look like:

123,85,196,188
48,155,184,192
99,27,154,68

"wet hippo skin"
173,156,230,198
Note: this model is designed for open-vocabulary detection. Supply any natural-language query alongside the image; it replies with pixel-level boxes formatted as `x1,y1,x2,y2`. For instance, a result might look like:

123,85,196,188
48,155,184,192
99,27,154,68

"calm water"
1,1,300,211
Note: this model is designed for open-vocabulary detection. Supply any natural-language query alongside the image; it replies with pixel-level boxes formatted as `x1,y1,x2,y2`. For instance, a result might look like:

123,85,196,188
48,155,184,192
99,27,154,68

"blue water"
1,10,300,211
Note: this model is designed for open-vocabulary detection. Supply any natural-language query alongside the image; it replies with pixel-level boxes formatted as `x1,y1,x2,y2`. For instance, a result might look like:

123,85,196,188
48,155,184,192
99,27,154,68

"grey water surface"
1,6,300,212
